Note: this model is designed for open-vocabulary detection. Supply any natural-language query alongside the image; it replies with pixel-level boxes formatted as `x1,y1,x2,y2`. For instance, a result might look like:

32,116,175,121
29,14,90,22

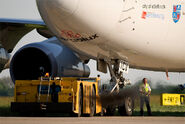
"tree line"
0,77,14,96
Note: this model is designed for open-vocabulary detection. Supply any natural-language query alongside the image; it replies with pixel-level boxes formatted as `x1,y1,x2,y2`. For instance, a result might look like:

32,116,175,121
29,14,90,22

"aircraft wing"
0,18,45,25
0,18,54,71
0,18,54,52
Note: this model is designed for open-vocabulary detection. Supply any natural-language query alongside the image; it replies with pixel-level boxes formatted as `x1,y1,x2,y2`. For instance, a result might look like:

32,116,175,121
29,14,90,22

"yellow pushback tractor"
11,77,102,117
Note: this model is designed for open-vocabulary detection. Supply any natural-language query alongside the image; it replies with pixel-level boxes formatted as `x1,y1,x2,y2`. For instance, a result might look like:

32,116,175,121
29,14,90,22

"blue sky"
0,0,185,86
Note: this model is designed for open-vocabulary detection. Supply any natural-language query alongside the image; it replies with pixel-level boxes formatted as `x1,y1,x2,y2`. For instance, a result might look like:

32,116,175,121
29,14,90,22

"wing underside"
0,18,54,52
0,18,54,71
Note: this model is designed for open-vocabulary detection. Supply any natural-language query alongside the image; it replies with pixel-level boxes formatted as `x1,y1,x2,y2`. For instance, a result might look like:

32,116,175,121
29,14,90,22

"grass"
133,95,185,116
0,97,14,107
0,95,185,116
0,97,15,116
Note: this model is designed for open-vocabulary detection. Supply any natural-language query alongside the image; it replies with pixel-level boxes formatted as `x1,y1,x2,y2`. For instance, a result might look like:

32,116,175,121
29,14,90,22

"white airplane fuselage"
37,0,185,72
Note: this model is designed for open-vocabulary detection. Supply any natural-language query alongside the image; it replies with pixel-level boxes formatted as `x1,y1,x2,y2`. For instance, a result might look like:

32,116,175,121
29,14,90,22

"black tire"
77,86,83,117
118,96,134,116
70,86,83,117
90,86,96,117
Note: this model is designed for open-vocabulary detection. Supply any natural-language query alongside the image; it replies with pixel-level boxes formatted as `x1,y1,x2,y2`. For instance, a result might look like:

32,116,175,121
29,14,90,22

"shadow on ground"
133,111,185,116
0,107,185,117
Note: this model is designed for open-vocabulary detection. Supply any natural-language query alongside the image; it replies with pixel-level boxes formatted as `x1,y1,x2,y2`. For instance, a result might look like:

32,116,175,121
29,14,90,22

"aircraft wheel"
119,96,134,116
77,86,83,117
90,87,96,117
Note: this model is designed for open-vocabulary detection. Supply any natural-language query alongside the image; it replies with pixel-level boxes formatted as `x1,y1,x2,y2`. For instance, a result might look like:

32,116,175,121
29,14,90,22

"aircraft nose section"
37,0,79,18
58,0,79,17
37,0,81,38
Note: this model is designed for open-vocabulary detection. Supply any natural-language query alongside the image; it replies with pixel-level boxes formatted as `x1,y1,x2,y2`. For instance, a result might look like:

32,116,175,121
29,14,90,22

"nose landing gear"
106,59,130,93
101,59,134,116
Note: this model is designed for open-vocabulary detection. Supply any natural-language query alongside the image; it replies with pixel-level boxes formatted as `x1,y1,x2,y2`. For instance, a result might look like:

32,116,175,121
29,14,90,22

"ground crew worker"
51,82,58,103
139,78,152,116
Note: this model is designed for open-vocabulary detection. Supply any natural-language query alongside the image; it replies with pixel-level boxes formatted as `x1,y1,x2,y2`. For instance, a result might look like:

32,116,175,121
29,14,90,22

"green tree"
0,77,14,96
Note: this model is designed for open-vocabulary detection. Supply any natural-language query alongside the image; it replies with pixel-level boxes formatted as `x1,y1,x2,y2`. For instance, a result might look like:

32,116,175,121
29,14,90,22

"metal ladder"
38,77,52,110
38,77,43,103
46,77,51,102
38,77,51,103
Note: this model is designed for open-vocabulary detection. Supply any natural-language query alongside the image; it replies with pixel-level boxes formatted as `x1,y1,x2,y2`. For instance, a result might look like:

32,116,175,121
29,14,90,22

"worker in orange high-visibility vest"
139,78,152,116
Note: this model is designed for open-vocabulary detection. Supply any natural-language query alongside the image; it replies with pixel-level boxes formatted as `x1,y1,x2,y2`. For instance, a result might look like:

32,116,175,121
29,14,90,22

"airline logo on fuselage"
172,5,181,23
141,11,164,20
60,30,99,42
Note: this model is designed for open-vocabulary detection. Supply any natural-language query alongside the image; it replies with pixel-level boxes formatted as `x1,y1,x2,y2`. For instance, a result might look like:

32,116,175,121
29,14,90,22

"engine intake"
10,37,90,82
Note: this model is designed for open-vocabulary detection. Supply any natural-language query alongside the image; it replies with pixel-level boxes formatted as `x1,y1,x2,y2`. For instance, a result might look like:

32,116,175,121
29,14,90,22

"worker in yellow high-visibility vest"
139,78,152,116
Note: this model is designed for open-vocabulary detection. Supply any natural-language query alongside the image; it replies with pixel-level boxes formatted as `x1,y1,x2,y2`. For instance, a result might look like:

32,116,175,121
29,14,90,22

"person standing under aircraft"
139,78,152,116
51,82,59,103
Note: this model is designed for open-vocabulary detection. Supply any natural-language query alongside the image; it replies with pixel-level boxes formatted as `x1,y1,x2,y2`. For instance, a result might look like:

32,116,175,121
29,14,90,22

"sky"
0,0,185,86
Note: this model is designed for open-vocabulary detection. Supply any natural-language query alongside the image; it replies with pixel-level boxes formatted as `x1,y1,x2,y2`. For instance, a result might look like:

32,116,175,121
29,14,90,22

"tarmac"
0,117,185,124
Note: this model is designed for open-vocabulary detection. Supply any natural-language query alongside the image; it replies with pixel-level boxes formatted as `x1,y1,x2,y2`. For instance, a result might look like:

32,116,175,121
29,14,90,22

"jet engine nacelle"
10,37,90,82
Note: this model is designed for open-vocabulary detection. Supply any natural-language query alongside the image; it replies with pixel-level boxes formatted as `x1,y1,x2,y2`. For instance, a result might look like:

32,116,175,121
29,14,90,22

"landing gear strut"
106,59,130,93
103,59,134,116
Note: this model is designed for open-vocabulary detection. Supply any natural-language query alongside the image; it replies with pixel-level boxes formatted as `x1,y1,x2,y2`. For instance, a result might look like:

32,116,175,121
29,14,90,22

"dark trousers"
51,93,58,103
140,96,152,115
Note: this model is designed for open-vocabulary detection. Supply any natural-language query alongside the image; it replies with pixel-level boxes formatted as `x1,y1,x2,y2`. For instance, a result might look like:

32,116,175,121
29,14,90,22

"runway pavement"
0,117,185,124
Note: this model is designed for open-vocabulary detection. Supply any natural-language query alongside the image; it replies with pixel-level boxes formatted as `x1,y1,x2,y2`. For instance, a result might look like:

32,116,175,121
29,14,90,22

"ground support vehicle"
11,77,102,117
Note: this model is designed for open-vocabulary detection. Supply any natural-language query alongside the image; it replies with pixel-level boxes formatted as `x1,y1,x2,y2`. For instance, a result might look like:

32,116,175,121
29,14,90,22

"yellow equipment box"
11,77,102,116
161,93,185,106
